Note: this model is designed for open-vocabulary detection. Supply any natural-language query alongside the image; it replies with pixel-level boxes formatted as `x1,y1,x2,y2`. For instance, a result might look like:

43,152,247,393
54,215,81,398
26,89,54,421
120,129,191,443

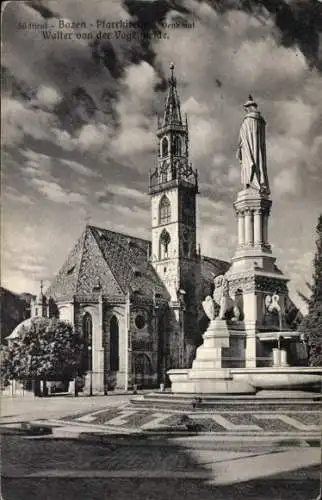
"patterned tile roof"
47,226,169,302
46,225,229,303
200,255,231,283
46,230,86,301
89,225,169,300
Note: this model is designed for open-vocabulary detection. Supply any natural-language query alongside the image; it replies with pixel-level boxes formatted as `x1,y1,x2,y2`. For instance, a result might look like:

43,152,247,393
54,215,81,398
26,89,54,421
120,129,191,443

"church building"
35,65,301,393
38,64,229,392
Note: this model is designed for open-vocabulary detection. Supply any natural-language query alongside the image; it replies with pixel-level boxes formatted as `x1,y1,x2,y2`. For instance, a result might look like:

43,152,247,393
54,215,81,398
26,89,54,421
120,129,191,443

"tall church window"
159,230,171,260
82,313,93,371
172,135,182,156
161,136,169,157
171,163,177,180
159,195,171,225
110,315,119,371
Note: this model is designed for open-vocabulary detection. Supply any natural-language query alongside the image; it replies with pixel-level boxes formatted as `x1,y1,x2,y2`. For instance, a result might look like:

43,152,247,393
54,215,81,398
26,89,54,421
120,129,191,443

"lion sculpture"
202,274,240,321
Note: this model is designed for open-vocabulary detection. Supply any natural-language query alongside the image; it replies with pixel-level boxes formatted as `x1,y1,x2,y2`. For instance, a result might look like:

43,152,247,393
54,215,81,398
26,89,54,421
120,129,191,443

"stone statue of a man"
237,95,270,194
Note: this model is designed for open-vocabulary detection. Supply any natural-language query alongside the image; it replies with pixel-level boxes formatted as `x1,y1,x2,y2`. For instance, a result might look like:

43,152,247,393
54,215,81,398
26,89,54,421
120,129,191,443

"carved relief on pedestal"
227,273,256,294
255,276,288,295
229,273,287,295
262,292,286,329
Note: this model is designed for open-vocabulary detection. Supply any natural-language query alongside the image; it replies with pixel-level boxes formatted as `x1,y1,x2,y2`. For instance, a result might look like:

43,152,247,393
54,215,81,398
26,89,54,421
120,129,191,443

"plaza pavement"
1,392,320,441
0,392,132,423
1,433,321,499
1,393,321,499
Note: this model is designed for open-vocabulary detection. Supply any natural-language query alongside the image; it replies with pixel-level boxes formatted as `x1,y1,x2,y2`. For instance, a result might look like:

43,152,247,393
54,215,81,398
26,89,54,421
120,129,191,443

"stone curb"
0,422,53,436
1,419,320,446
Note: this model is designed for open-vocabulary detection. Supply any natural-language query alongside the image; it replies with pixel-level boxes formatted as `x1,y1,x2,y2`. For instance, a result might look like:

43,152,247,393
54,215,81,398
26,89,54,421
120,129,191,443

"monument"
237,95,270,194
167,96,322,395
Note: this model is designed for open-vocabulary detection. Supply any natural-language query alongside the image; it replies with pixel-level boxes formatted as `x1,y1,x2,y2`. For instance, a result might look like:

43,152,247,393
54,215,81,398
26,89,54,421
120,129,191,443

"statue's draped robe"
237,111,270,193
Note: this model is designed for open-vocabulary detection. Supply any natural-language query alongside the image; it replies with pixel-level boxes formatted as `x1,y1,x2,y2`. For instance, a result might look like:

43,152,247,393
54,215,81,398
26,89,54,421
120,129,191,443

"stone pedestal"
226,187,290,368
232,188,274,271
191,318,229,370
167,318,255,394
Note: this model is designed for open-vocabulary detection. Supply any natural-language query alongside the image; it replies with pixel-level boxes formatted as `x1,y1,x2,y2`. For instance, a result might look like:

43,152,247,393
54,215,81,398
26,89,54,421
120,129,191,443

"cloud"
183,96,209,116
97,184,147,203
198,197,230,225
110,61,159,159
190,116,224,161
31,178,87,204
1,97,56,147
1,0,321,309
112,126,155,157
198,223,237,260
282,249,315,313
4,186,35,205
97,202,150,236
75,123,110,152
20,148,53,178
36,85,62,107
273,167,300,197
1,224,54,294
59,158,98,177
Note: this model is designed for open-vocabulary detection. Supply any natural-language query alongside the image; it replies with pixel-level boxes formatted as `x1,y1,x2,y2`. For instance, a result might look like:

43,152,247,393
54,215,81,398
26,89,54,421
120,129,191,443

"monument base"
167,369,255,394
168,318,255,394
167,316,322,395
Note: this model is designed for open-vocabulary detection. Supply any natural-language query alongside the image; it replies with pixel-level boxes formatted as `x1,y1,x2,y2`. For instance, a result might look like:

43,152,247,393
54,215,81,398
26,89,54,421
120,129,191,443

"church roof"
200,255,231,281
200,256,231,297
46,225,170,302
90,225,169,299
46,225,230,304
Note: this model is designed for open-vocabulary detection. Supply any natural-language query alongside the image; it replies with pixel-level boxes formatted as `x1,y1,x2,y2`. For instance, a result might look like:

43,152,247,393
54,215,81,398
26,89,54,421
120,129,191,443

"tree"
1,317,86,395
299,214,322,367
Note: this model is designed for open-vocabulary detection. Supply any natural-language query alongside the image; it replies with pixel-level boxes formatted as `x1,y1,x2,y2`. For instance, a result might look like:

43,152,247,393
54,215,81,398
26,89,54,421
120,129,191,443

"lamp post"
153,290,162,387
177,288,186,369
88,345,93,396
124,291,131,392
74,367,78,397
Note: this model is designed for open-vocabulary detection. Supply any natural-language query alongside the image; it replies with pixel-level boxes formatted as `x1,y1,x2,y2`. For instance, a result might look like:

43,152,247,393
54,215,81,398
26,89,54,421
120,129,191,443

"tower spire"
150,63,197,192
162,62,182,127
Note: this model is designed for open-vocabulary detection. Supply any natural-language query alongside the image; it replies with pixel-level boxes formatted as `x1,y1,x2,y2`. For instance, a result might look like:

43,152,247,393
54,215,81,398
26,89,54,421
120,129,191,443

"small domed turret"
32,281,48,318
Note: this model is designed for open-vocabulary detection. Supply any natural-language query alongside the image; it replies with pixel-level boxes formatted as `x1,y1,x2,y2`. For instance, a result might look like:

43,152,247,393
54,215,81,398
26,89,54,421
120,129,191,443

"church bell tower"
149,63,200,367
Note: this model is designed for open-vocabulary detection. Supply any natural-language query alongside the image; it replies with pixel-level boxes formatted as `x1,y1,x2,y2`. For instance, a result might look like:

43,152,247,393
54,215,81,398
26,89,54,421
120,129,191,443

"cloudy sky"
2,0,322,311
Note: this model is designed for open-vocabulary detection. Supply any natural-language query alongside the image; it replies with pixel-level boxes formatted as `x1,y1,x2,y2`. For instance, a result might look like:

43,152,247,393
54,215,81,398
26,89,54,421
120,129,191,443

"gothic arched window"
172,135,182,156
159,195,171,225
82,312,93,371
159,229,171,260
161,136,169,157
159,161,169,184
110,315,119,371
